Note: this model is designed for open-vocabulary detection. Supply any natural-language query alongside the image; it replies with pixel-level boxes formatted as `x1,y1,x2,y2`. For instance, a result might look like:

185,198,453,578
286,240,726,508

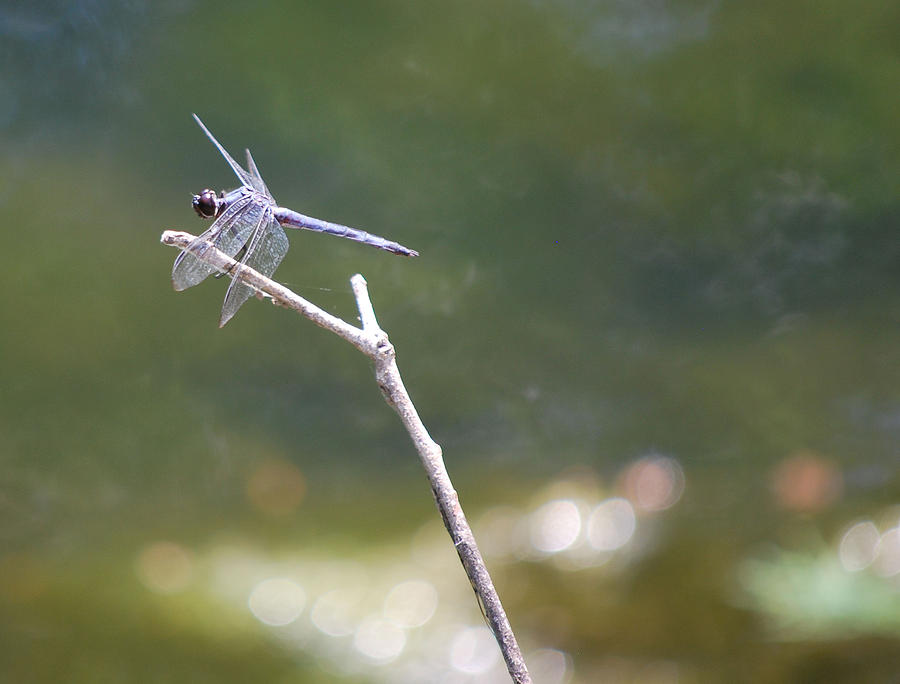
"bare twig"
161,230,532,684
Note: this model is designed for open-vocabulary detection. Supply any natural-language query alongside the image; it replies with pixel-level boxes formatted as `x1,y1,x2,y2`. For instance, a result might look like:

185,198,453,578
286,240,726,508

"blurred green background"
2,1,899,682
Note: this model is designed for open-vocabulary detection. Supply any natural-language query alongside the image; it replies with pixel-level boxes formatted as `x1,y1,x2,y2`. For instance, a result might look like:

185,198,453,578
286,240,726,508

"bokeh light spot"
353,615,406,661
873,527,900,578
587,498,636,551
530,499,582,553
475,506,521,559
248,577,306,626
449,625,499,674
771,450,842,512
246,458,306,516
311,588,363,637
838,521,880,572
383,579,438,628
528,648,572,684
135,541,194,594
622,454,685,511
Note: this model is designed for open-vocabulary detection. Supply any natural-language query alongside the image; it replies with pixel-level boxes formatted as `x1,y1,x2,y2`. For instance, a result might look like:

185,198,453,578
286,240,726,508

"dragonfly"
172,114,418,327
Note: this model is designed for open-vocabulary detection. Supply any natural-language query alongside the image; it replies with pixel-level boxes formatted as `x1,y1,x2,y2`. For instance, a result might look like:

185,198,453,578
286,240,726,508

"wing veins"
171,195,258,290
218,207,277,327
192,113,253,189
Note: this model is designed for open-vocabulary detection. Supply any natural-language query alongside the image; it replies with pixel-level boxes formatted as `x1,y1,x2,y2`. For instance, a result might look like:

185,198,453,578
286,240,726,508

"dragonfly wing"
245,211,288,280
245,148,272,198
172,227,219,291
218,209,288,327
172,195,259,290
193,114,254,189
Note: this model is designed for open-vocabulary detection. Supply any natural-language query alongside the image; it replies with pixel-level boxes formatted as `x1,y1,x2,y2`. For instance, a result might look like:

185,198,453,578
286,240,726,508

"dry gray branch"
161,229,532,684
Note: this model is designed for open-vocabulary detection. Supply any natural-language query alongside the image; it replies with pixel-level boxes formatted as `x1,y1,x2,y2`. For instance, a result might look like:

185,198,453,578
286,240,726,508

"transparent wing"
218,209,289,327
192,113,254,189
245,149,272,198
171,194,261,290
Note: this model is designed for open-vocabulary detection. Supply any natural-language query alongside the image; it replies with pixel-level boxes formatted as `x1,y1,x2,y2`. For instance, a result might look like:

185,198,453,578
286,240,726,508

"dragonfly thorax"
192,188,221,219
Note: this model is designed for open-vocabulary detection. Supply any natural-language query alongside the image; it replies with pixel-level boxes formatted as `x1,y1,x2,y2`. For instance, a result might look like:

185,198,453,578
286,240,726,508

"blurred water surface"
1,1,899,682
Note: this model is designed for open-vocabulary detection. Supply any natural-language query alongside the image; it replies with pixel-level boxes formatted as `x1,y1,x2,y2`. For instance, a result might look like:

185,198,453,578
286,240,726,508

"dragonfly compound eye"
192,188,220,219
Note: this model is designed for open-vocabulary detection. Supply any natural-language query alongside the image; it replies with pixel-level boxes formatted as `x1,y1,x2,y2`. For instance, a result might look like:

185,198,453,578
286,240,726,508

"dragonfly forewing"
192,113,257,190
172,194,263,291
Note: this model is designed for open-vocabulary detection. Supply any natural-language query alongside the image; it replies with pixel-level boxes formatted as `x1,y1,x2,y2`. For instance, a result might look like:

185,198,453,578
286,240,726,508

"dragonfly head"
192,188,221,219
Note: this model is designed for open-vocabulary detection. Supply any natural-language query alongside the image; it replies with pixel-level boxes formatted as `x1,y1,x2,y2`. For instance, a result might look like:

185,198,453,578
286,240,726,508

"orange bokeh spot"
771,450,843,513
246,458,306,516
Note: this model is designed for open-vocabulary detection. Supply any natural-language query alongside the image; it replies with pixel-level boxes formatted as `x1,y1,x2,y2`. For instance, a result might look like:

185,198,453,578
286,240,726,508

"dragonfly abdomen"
275,207,418,257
